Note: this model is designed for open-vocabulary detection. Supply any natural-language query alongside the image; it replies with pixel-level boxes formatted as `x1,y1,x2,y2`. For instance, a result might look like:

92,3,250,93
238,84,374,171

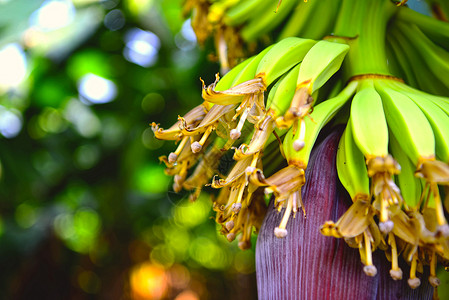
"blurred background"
0,0,257,299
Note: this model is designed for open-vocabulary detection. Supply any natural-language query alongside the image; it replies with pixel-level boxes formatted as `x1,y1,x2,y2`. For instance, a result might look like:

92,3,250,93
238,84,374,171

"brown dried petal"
335,199,374,238
202,76,265,105
180,104,236,136
415,160,449,184
152,104,207,140
233,116,276,160
211,155,253,188
391,210,419,246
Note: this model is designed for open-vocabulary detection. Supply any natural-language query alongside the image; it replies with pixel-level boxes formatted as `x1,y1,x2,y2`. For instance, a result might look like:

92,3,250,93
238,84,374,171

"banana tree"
153,0,449,298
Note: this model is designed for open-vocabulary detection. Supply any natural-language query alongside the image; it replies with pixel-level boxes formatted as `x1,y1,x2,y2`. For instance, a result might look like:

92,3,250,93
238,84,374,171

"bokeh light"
53,207,102,254
78,73,117,104
174,19,197,51
29,0,76,31
64,98,101,137
123,28,160,67
0,43,27,92
104,9,125,31
130,262,169,300
0,106,23,138
173,194,211,228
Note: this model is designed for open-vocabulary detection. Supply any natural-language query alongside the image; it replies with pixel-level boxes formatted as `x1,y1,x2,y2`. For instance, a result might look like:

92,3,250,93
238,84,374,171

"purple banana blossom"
256,128,434,300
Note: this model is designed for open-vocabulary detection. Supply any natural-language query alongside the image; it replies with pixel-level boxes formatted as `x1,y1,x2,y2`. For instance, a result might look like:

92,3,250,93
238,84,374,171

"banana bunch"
155,0,449,292
321,76,449,288
153,36,350,248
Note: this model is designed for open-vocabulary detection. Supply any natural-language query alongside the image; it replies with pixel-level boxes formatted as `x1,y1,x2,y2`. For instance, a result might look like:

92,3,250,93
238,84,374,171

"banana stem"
331,0,397,79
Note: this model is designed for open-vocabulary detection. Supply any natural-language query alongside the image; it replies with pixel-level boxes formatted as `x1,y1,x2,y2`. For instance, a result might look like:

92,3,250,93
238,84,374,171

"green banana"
266,63,301,119
214,55,255,91
294,0,342,40
278,0,317,39
389,131,422,209
230,44,274,86
263,40,349,131
223,0,270,26
388,22,449,95
297,40,350,94
395,21,449,91
385,32,419,88
350,80,389,158
336,123,370,200
241,0,297,42
396,6,449,50
388,81,449,163
255,37,317,87
375,80,436,166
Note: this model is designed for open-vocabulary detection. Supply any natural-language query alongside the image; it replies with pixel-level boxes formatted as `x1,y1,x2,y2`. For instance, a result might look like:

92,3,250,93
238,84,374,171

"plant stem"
329,0,398,80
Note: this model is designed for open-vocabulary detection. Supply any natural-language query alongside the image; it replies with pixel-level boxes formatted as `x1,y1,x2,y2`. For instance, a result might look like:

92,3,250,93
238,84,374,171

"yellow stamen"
191,126,214,153
408,252,421,289
225,219,234,231
274,197,293,238
169,136,189,163
388,233,403,280
429,251,440,287
232,184,246,214
431,184,447,226
362,231,377,276
226,232,236,242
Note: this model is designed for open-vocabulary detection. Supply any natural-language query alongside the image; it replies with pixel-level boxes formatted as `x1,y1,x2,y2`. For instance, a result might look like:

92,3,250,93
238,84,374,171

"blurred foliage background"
0,0,257,299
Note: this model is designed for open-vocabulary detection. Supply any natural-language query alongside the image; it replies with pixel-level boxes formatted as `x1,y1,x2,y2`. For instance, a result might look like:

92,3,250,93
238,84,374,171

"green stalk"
329,0,398,79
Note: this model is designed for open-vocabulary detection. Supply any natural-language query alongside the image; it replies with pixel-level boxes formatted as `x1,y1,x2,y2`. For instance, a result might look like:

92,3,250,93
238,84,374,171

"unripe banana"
279,0,317,39
337,123,370,200
230,44,274,86
375,81,436,165
350,80,389,158
296,40,349,95
395,22,449,92
214,55,255,91
389,132,422,209
296,0,341,40
401,87,449,162
255,37,317,87
386,32,419,88
241,0,297,42
396,6,449,50
389,23,449,95
266,63,301,118
224,0,271,27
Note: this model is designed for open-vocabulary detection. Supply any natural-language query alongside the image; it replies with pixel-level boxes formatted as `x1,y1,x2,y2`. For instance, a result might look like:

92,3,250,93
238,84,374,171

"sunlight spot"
30,0,76,31
78,73,117,104
123,28,160,67
0,106,22,138
0,44,27,91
